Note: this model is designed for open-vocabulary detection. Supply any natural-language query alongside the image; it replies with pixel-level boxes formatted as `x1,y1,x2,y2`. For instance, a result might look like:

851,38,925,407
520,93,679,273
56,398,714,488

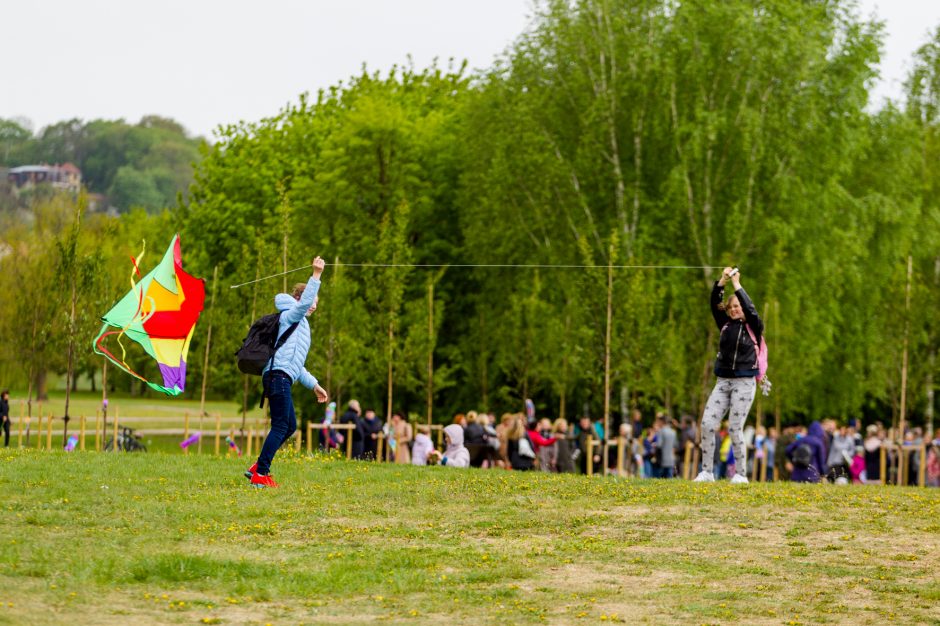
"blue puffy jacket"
262,275,320,389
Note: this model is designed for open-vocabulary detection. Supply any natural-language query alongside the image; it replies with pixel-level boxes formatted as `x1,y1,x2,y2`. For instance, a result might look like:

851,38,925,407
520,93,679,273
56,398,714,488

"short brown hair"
291,283,307,299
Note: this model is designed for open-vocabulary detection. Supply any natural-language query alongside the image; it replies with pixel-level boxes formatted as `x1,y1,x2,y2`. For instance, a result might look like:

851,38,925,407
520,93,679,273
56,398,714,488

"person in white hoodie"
439,424,470,468
412,425,435,466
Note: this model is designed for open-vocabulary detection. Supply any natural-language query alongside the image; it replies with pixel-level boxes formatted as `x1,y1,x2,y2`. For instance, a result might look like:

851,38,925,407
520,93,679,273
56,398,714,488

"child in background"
429,424,470,468
412,425,435,466
926,438,940,488
849,445,866,484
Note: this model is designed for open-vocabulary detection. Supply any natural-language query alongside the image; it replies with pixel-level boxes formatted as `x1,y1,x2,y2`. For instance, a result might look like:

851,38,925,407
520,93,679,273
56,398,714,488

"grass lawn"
0,449,938,625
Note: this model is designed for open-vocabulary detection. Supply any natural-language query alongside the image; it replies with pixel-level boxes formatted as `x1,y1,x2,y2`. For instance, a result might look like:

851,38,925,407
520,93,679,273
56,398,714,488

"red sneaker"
250,473,279,488
243,463,257,480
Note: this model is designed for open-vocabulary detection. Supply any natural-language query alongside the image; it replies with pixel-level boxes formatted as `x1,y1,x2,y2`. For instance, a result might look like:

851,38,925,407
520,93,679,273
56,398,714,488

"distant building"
8,163,82,192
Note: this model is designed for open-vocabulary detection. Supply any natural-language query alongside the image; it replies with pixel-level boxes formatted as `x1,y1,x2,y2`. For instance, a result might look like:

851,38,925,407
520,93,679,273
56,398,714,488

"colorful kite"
93,234,205,396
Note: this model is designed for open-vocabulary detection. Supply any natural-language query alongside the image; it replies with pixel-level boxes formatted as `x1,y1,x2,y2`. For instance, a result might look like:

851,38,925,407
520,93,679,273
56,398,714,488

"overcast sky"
1,0,938,139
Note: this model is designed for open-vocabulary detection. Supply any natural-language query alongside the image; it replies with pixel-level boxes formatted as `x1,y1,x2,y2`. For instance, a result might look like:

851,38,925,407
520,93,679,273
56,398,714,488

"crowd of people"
317,401,940,486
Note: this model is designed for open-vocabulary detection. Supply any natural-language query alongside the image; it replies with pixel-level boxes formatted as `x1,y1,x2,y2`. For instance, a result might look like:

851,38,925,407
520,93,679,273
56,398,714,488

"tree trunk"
427,282,434,425
35,369,48,402
387,319,394,420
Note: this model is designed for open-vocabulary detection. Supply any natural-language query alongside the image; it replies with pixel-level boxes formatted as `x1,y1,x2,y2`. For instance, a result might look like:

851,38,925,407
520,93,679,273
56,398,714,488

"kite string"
116,241,146,367
229,262,728,289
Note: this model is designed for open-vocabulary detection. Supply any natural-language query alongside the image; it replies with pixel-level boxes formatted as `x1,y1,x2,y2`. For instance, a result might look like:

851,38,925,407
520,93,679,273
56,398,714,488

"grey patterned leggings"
700,377,756,476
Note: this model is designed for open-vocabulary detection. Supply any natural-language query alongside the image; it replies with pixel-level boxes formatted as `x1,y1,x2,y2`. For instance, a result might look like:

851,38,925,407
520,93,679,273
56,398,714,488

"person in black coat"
464,411,489,467
361,409,383,460
0,390,9,447
339,400,365,459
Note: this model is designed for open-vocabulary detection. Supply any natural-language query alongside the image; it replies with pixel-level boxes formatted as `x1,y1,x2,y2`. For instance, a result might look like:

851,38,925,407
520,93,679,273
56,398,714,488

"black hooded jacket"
711,282,763,378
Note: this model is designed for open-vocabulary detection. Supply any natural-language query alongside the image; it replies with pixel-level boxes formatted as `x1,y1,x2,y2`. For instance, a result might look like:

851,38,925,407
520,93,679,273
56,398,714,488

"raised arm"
711,268,731,329
281,257,325,325
730,271,764,337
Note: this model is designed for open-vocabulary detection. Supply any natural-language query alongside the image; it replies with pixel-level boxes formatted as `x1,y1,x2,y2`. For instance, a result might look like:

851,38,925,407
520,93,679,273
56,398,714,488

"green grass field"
1,449,938,625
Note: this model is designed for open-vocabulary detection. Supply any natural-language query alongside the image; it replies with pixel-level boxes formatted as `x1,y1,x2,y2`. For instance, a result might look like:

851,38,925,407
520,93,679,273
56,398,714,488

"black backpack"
792,443,813,469
235,312,299,376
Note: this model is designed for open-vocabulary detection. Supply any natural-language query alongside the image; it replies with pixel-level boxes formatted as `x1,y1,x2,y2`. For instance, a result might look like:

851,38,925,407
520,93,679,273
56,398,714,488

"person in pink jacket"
849,445,866,484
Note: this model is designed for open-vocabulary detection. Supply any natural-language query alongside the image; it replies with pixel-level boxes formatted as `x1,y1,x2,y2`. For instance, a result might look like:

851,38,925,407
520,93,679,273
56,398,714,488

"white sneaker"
693,471,715,482
730,474,749,484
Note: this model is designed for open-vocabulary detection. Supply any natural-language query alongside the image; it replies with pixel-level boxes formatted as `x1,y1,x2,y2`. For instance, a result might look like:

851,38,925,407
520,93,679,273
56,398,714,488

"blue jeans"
256,372,296,476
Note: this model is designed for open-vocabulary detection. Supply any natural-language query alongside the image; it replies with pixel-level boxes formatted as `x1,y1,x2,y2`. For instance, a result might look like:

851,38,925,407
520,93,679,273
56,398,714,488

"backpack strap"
273,320,300,353
744,323,761,354
259,316,301,408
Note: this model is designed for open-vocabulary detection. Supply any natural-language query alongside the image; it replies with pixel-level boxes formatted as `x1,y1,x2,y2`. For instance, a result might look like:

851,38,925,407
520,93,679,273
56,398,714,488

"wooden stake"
214,413,221,455
200,265,219,422
603,250,613,475
113,407,119,452
880,446,887,486
101,361,108,438
246,429,253,458
774,299,781,436
560,312,570,422
387,319,394,424
616,436,625,476
587,436,595,477
198,412,204,454
919,443,927,488
427,281,434,426
46,413,53,450
79,415,86,451
898,255,913,477
17,401,23,448
94,410,101,452
183,412,190,456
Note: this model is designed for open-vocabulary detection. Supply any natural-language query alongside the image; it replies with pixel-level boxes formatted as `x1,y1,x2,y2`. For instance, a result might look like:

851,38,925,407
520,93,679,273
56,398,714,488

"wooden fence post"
919,443,927,487
587,437,594,477
900,447,909,486
751,446,760,482
246,429,253,459
16,404,24,448
214,413,221,456
113,407,119,452
616,437,625,476
183,412,190,456
46,413,53,450
880,446,887,486
307,422,313,454
79,415,86,451
377,433,385,462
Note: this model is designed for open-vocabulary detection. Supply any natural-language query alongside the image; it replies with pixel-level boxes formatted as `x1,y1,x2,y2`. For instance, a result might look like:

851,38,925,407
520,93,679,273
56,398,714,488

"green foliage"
0,116,203,212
